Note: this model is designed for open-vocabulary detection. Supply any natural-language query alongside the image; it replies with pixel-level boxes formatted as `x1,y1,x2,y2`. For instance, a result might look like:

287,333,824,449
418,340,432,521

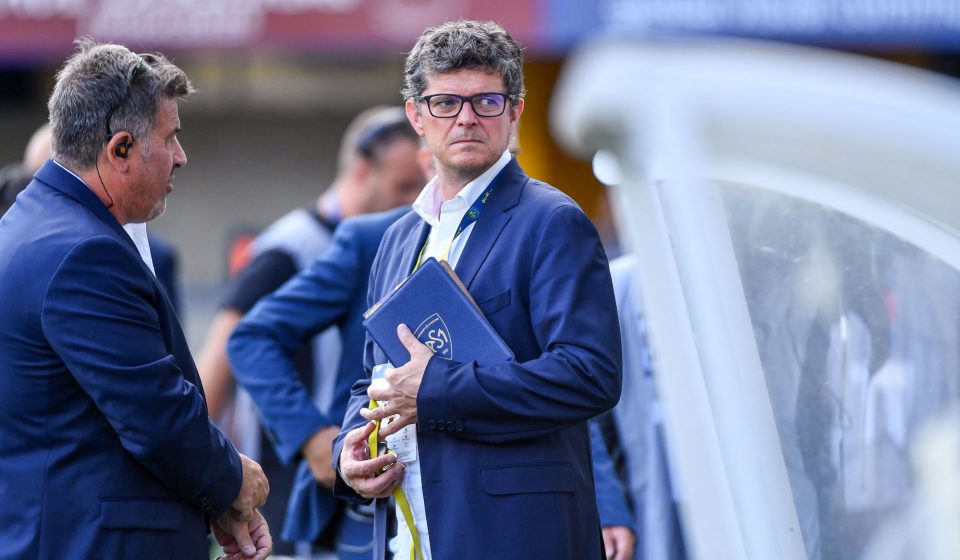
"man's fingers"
359,406,390,422
344,421,376,446
373,462,405,494
340,451,406,499
367,378,399,402
214,511,258,559
343,453,397,479
248,511,273,560
601,527,635,560
602,530,615,560
354,461,406,499
376,414,414,438
397,323,431,358
234,529,257,559
362,399,411,420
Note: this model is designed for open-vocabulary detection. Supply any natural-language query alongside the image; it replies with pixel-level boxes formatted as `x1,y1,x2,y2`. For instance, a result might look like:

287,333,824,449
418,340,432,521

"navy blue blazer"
333,159,623,559
228,206,408,541
0,161,242,559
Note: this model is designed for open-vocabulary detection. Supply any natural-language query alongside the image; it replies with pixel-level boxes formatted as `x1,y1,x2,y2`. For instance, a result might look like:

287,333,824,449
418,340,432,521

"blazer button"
437,422,445,432
455,421,463,432
427,420,436,430
446,421,455,431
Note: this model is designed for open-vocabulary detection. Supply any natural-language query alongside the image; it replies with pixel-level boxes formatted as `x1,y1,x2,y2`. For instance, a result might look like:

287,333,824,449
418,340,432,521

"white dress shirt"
387,149,512,560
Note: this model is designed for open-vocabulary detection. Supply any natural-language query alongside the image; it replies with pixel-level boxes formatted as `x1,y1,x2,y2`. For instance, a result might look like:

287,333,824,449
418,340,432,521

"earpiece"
114,141,132,158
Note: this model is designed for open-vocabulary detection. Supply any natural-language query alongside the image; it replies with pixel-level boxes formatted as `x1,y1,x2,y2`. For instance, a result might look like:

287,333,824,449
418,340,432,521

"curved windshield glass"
721,181,960,560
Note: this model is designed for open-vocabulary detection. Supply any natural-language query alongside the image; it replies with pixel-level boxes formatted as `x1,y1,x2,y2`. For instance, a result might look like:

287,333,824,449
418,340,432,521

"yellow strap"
413,234,453,272
368,398,424,560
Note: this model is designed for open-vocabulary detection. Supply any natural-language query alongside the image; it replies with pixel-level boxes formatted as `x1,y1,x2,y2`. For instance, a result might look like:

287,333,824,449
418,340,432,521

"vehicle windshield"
722,181,960,560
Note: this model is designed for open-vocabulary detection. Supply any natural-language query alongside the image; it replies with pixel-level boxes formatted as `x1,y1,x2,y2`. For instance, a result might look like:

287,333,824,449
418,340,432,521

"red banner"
0,0,541,63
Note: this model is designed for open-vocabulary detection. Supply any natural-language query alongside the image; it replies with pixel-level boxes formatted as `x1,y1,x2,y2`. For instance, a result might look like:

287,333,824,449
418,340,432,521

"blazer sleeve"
331,235,389,503
41,236,241,518
417,204,623,442
228,221,365,463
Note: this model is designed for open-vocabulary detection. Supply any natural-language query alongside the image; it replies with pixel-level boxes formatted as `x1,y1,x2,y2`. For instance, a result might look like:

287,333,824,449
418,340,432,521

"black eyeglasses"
104,54,154,140
417,92,516,118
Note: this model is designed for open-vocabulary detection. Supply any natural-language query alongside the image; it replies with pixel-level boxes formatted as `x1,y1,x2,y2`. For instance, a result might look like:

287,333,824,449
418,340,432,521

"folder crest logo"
415,313,452,360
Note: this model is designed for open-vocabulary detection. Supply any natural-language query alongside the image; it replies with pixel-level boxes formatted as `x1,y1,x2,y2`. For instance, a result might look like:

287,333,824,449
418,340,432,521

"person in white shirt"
332,20,623,560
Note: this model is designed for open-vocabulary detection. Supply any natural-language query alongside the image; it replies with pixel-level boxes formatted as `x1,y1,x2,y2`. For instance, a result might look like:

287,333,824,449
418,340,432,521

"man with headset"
0,39,270,559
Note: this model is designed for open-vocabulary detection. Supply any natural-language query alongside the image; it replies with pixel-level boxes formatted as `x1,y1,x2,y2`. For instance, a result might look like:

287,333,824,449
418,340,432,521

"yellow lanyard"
368,398,424,560
413,235,451,272
368,183,495,559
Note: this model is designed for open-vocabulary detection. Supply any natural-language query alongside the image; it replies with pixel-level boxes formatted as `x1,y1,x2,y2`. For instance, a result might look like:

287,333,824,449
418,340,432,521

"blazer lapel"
454,159,527,290
34,160,138,254
402,219,432,277
35,161,175,315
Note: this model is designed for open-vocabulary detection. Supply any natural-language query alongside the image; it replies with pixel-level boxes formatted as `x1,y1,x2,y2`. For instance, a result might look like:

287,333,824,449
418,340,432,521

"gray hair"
401,20,525,101
48,37,194,170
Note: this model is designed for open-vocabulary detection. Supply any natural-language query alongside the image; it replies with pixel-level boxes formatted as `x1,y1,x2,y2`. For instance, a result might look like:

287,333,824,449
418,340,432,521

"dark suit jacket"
228,206,408,541
333,159,623,559
0,161,242,560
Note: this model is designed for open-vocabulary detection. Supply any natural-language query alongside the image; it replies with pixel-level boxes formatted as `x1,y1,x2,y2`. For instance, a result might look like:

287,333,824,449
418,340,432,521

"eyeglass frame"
103,54,155,141
415,92,518,119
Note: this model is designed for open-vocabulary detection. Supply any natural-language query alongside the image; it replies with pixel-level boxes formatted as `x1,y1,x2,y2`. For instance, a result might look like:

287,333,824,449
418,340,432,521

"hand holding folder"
363,257,514,367
361,258,517,560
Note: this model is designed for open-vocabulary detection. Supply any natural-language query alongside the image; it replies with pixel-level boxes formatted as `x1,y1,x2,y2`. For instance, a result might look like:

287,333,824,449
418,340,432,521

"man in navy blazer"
227,206,409,551
334,21,622,559
0,40,270,560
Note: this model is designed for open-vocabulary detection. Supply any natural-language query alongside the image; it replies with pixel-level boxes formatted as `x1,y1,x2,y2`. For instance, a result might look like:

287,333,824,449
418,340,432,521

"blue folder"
363,257,514,366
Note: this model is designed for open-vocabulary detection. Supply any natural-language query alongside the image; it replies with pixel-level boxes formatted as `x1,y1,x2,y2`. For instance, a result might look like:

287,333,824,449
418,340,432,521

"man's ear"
105,133,134,168
351,153,373,184
405,98,425,137
509,97,524,124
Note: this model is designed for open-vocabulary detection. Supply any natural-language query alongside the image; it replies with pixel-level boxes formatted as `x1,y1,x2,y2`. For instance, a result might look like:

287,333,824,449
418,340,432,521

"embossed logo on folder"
415,313,452,359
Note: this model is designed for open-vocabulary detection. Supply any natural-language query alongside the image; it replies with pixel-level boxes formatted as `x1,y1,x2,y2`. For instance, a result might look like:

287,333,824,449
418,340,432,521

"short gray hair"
401,20,525,101
48,37,194,170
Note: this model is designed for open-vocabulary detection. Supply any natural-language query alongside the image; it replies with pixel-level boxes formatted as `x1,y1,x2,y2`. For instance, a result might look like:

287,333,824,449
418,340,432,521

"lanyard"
375,181,497,558
367,398,424,560
414,181,496,270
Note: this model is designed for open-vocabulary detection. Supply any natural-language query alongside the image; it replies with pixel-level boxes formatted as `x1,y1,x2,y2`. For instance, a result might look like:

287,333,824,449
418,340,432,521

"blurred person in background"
334,20,622,560
604,254,689,560
0,38,270,559
228,204,412,558
593,418,639,560
199,105,425,556
0,123,54,215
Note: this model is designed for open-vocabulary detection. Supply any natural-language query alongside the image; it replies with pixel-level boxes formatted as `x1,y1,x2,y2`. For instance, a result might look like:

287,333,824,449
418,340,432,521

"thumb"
397,324,430,357
230,518,257,557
